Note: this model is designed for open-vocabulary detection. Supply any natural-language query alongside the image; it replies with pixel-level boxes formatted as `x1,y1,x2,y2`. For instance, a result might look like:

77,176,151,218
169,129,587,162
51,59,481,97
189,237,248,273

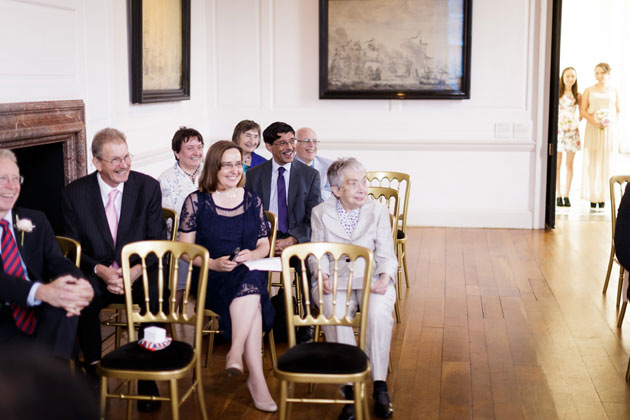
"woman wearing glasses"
179,141,276,412
231,120,266,172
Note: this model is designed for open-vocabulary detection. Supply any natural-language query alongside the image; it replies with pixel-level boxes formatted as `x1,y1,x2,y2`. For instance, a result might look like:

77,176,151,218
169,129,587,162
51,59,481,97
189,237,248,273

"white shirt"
1,210,40,306
97,172,124,220
269,160,291,217
158,162,200,239
295,155,333,200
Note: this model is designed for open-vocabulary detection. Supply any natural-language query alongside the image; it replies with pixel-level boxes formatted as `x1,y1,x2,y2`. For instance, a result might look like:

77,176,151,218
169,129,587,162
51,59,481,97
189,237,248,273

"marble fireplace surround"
0,100,87,183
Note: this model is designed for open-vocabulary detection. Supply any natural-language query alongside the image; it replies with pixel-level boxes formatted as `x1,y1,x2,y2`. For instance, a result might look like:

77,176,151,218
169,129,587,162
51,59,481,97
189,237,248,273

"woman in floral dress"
556,67,581,207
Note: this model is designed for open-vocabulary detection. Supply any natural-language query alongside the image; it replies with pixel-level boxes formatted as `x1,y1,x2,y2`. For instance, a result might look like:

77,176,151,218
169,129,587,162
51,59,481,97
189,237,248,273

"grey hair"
0,149,18,164
91,128,127,158
327,157,366,188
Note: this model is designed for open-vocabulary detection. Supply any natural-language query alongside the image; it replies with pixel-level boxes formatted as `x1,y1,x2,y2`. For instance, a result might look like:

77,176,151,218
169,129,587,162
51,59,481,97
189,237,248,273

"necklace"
216,189,238,199
179,163,199,181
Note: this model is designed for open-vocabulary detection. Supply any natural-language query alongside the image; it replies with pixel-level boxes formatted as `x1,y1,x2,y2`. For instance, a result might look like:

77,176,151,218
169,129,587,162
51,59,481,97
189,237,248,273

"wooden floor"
105,217,630,419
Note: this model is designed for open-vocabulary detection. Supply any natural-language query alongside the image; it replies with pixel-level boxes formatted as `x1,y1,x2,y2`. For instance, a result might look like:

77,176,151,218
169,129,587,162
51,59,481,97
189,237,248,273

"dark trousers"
0,303,79,359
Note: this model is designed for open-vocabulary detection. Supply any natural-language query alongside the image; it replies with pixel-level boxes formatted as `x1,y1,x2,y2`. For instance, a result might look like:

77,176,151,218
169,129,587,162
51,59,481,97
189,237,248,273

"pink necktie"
105,189,119,244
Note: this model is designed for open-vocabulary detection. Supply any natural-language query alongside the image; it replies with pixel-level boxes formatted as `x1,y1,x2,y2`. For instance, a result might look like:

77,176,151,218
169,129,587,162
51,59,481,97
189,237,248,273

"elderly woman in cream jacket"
309,157,397,420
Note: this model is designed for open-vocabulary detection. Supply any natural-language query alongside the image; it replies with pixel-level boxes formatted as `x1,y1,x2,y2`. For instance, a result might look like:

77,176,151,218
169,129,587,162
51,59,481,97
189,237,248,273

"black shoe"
338,385,355,420
83,363,100,393
599,202,605,208
373,390,394,418
563,197,571,207
556,197,564,207
591,202,597,208
296,326,314,344
137,380,161,412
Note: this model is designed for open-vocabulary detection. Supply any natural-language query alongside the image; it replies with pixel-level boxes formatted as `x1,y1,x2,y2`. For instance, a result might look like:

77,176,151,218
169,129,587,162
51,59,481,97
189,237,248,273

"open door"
545,0,563,229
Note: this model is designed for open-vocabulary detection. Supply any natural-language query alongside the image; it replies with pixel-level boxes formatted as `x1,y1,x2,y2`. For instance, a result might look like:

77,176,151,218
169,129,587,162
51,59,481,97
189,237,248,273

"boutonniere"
15,215,35,246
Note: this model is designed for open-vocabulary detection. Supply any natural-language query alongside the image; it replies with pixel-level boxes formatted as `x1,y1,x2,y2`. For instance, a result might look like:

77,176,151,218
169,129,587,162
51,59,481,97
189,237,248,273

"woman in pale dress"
580,62,620,209
158,127,204,308
556,67,581,207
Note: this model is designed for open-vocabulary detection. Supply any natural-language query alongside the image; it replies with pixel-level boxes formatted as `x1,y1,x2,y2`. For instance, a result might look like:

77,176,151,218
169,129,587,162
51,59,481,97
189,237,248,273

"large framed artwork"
131,0,191,103
319,0,472,100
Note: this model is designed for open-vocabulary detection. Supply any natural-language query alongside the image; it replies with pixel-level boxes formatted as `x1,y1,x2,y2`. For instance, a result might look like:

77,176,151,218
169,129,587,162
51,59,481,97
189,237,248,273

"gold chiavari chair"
264,211,279,368
368,186,401,323
96,240,209,420
56,236,81,268
275,243,373,420
367,171,411,291
162,207,179,242
604,176,630,327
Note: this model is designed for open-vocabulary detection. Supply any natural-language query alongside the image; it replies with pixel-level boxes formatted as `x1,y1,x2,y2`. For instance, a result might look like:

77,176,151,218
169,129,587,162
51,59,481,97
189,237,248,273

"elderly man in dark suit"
0,149,93,359
62,128,166,412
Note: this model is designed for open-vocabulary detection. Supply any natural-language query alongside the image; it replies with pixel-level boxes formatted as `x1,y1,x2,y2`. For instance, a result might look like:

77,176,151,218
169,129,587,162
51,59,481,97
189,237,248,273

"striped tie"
0,219,36,335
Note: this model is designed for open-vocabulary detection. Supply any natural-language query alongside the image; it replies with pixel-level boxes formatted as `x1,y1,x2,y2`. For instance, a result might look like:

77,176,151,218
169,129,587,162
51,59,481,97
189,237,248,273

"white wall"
0,0,553,228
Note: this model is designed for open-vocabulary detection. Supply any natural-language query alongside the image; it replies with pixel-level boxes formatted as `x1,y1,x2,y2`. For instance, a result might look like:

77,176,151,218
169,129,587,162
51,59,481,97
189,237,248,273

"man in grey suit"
245,122,321,254
295,127,333,201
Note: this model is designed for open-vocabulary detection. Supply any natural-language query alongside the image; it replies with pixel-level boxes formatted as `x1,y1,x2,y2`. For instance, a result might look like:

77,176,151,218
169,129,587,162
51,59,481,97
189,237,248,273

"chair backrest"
56,236,81,268
366,171,410,232
611,175,630,238
162,207,179,241
368,186,400,240
120,240,209,347
264,211,278,257
280,243,373,349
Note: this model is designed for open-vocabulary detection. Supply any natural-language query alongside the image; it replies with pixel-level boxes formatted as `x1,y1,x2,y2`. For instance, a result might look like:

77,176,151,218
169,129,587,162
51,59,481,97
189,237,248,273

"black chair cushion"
277,342,368,374
100,340,194,371
397,229,405,240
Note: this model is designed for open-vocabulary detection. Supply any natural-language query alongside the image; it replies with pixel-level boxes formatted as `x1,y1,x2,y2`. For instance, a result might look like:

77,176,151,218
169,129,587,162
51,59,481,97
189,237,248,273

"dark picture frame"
319,0,472,100
130,0,191,103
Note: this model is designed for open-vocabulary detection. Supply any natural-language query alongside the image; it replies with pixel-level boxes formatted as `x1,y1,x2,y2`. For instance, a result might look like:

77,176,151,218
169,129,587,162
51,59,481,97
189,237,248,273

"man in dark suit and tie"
0,149,93,359
62,128,166,411
245,122,321,342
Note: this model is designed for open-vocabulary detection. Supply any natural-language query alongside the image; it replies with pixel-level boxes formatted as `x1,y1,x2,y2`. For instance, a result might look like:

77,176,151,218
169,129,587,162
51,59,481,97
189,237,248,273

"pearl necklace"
216,189,238,199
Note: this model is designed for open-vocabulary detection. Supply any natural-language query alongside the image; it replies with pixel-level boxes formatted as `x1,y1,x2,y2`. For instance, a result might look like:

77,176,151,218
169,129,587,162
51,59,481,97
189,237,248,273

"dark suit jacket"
615,183,630,270
61,171,166,277
245,159,321,243
0,207,83,307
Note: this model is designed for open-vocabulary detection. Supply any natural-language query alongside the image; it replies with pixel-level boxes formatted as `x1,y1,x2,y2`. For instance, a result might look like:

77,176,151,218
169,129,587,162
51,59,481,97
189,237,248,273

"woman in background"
231,120,266,172
158,127,204,308
581,62,620,209
179,141,276,412
556,67,581,207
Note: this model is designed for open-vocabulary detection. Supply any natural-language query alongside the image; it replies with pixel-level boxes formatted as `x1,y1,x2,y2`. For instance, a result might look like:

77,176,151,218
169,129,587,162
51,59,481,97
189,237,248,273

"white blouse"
158,162,200,237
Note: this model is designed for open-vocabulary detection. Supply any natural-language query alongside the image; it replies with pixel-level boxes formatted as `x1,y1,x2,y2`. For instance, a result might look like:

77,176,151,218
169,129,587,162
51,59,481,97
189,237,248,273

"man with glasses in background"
62,128,166,412
295,127,333,201
245,122,321,342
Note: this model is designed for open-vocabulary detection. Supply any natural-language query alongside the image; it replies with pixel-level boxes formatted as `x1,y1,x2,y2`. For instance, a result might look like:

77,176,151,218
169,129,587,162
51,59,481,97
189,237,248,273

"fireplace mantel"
0,100,87,183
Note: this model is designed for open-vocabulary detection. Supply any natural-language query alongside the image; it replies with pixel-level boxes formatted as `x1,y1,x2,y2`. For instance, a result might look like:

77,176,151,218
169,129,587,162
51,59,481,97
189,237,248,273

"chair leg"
603,245,615,293
402,241,410,288
617,267,625,308
279,380,288,420
396,248,403,301
196,362,209,420
286,382,294,419
267,329,277,369
170,379,180,420
99,376,107,420
394,297,401,324
126,380,133,420
205,317,216,368
618,301,628,328
354,381,364,420
115,310,122,348
626,356,630,381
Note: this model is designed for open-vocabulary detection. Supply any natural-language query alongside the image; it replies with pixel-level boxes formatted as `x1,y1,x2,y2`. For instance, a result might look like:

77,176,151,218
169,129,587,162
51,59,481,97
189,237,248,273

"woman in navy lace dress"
179,141,276,412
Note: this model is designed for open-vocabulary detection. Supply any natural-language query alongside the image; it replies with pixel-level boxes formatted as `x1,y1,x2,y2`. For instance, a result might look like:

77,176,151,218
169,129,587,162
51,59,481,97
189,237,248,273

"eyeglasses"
272,139,296,148
220,162,243,169
296,138,320,144
344,178,369,189
97,154,133,166
0,175,24,185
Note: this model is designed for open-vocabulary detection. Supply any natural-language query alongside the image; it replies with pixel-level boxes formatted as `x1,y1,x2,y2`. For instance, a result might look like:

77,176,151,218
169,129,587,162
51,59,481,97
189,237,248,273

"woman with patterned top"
309,158,397,420
179,141,276,412
158,127,204,308
556,67,581,207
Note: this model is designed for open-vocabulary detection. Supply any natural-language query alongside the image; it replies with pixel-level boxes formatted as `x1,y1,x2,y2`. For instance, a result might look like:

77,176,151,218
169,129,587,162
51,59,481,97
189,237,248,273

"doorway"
546,0,630,228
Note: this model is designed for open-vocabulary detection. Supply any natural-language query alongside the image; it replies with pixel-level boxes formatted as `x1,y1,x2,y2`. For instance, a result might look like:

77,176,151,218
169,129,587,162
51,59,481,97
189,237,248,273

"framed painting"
319,0,472,100
131,0,191,103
